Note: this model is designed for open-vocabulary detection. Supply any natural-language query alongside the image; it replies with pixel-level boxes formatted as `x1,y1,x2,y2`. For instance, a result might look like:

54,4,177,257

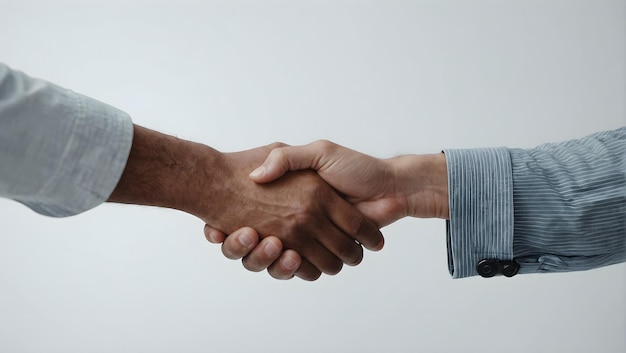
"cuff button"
502,260,520,277
476,259,498,278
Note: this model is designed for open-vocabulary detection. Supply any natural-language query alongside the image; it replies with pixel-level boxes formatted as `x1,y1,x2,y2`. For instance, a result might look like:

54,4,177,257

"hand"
205,140,449,279
205,226,305,280
250,140,449,225
200,144,385,280
108,127,384,281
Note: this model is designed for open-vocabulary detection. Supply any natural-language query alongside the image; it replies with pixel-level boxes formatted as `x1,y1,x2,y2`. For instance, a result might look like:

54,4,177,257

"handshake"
108,126,449,281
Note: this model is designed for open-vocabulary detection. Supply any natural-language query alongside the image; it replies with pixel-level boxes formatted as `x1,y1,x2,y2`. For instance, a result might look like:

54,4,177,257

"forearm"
107,124,224,219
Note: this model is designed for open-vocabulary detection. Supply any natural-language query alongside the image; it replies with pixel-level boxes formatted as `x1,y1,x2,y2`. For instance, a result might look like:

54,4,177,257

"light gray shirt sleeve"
0,63,134,217
444,128,626,278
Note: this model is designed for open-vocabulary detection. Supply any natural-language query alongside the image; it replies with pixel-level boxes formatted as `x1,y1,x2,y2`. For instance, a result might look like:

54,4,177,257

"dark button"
477,259,520,278
501,260,520,277
476,259,498,278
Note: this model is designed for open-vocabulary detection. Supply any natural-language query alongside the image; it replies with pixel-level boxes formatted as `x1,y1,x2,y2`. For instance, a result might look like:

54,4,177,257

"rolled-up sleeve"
444,128,626,278
0,63,133,217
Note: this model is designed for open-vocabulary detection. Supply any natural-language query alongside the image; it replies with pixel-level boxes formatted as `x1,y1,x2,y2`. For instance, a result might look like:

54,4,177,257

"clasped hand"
201,143,385,281
205,141,449,281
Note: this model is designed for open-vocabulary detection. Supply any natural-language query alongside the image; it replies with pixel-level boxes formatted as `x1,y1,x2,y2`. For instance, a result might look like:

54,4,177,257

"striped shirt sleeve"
444,128,626,279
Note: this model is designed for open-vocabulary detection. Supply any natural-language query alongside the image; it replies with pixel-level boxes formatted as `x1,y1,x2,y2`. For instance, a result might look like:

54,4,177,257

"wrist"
107,125,225,218
389,153,449,219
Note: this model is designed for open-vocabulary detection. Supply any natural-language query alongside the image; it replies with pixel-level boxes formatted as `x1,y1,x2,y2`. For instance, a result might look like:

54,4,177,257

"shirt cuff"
443,148,514,278
22,91,133,217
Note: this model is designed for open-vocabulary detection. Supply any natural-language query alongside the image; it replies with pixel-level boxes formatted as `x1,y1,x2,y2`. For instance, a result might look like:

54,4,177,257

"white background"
1,1,624,352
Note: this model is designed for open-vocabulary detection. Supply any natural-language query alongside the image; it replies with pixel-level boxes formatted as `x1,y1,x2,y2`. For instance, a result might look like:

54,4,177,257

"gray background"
1,1,624,352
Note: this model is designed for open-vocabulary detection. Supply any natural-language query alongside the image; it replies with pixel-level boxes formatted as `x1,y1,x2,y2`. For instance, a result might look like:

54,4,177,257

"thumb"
249,145,322,183
355,199,406,229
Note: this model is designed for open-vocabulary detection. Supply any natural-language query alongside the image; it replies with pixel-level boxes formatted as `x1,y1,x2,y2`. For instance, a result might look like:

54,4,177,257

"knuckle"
203,226,223,244
297,270,322,281
311,139,335,151
323,259,343,276
269,271,294,280
222,238,242,260
273,148,286,160
267,141,288,149
267,266,293,280
242,257,264,273
268,148,288,164
339,242,363,266
221,244,238,260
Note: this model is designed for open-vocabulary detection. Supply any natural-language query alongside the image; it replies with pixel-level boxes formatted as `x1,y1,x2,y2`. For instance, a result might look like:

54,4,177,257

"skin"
205,140,449,280
108,127,384,281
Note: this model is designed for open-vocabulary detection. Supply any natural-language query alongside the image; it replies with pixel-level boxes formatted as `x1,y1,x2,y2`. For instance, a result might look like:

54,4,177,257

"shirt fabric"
445,128,626,278
0,63,133,217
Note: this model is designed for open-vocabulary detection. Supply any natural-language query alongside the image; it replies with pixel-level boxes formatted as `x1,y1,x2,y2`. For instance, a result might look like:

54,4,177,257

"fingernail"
264,241,280,257
249,166,265,178
238,232,255,247
282,256,299,271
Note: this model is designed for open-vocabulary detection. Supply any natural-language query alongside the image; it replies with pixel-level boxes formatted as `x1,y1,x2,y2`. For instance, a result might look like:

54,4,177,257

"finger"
249,144,327,183
327,197,385,252
221,227,262,260
306,246,343,276
241,236,284,272
266,249,302,280
311,220,364,266
204,224,226,244
293,257,322,281
280,228,344,276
